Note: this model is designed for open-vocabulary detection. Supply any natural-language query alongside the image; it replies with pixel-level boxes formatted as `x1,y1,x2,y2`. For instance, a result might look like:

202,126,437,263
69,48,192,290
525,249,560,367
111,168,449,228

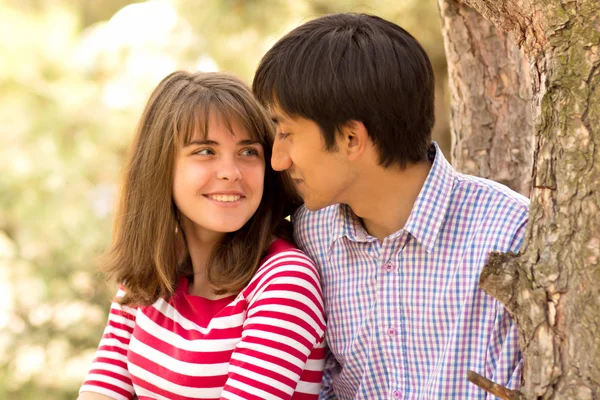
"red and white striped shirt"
80,239,326,400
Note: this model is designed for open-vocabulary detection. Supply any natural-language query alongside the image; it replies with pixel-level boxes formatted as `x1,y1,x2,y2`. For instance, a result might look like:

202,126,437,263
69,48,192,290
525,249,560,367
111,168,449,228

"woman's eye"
277,132,290,140
241,148,260,157
193,148,214,156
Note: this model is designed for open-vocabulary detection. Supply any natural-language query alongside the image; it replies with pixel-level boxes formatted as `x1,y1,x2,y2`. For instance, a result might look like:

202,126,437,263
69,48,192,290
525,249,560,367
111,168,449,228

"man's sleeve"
319,345,340,400
485,304,522,399
485,216,528,398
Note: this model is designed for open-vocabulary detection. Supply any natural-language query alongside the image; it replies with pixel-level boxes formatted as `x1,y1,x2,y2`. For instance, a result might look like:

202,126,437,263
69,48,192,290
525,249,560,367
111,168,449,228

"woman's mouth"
204,194,243,202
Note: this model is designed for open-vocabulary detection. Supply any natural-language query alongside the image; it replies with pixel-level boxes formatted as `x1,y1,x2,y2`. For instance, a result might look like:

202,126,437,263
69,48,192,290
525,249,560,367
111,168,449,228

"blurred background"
0,0,449,398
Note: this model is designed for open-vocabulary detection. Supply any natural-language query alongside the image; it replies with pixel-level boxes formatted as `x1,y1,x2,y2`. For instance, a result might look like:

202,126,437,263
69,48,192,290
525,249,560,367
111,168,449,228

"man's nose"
271,140,292,171
216,157,242,181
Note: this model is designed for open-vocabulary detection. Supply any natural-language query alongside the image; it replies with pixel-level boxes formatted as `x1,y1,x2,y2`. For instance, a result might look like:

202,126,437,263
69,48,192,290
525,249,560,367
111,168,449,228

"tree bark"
438,0,534,196
440,0,600,399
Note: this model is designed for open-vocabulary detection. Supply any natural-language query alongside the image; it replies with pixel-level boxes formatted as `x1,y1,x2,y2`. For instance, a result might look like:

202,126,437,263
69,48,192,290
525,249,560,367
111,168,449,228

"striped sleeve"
318,345,340,400
79,288,137,400
221,251,327,400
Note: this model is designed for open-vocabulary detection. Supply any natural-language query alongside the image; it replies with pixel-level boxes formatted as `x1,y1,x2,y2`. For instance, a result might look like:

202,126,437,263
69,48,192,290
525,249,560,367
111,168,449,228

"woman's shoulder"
263,237,299,255
240,239,323,308
242,239,320,293
260,238,317,270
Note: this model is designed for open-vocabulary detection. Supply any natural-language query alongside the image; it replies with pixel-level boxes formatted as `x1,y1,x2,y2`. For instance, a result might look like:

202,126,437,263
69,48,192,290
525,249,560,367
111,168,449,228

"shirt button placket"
385,262,394,272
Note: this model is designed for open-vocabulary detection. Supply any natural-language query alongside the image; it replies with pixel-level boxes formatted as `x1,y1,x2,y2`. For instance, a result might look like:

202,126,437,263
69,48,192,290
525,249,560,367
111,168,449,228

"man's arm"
319,345,339,400
484,302,522,399
485,216,528,396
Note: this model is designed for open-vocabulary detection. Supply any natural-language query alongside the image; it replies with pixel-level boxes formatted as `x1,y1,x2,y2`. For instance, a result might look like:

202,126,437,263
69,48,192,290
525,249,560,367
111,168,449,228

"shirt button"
392,389,402,399
385,263,394,272
387,327,398,337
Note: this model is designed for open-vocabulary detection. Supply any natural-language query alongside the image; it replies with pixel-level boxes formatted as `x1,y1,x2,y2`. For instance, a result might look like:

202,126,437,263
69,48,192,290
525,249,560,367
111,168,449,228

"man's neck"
346,159,432,242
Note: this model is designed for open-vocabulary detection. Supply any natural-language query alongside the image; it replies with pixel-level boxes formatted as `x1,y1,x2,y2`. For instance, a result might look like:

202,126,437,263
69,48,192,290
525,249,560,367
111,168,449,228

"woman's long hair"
102,71,301,306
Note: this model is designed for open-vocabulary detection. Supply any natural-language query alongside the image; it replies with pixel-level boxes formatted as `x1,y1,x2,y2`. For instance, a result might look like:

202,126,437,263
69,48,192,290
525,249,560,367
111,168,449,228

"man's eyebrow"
270,113,287,124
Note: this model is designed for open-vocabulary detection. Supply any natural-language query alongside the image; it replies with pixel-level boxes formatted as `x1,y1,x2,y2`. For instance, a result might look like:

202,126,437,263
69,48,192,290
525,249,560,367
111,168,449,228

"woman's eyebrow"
184,139,218,147
184,139,261,147
237,139,261,145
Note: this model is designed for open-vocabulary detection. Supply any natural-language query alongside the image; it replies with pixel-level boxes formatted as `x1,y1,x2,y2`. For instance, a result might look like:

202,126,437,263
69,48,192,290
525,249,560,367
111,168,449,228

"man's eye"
277,132,290,140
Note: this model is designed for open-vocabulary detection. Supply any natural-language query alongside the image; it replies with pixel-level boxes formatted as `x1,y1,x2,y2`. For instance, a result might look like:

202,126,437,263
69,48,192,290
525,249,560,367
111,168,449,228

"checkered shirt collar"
330,142,455,253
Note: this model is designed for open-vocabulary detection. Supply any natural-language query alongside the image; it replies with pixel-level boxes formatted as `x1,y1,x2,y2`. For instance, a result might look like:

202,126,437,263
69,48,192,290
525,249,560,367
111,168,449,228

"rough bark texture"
438,0,534,196
440,0,600,399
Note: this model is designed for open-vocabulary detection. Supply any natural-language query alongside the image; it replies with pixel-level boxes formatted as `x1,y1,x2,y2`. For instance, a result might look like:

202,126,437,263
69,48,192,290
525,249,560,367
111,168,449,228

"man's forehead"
269,104,292,123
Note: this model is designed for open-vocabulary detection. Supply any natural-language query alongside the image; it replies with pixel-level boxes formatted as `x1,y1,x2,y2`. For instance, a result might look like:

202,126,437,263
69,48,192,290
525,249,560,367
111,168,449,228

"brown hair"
103,71,301,306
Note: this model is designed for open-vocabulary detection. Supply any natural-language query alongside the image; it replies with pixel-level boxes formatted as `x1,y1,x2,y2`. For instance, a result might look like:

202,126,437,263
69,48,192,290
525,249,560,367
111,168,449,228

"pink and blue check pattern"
294,142,529,400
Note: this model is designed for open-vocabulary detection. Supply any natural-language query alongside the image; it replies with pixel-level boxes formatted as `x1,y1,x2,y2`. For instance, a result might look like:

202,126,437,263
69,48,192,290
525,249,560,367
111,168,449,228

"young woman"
78,71,325,400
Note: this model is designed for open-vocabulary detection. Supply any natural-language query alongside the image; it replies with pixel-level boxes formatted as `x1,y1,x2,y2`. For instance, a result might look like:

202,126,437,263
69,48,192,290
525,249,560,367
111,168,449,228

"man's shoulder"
449,173,529,249
454,173,529,215
293,204,341,232
292,204,342,261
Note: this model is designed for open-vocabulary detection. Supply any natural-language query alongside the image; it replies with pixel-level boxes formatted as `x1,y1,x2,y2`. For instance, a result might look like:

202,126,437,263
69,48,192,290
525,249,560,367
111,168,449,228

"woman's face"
172,112,265,240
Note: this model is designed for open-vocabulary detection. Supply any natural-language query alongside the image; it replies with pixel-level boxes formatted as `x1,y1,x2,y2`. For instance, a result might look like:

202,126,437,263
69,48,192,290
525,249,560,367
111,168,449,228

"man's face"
270,106,352,211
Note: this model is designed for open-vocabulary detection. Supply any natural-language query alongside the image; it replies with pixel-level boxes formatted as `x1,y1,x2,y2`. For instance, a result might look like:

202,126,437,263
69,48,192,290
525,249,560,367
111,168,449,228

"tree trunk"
438,0,534,196
439,0,600,399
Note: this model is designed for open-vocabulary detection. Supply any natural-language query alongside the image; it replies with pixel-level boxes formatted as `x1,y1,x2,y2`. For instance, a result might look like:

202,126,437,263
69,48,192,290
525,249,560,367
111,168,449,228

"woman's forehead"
185,112,259,144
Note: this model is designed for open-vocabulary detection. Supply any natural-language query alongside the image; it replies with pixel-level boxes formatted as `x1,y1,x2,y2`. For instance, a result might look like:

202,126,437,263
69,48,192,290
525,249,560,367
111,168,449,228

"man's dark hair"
253,13,435,168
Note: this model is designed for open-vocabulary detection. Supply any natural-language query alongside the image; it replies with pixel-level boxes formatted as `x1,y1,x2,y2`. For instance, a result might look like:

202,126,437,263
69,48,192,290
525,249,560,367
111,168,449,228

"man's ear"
339,120,369,161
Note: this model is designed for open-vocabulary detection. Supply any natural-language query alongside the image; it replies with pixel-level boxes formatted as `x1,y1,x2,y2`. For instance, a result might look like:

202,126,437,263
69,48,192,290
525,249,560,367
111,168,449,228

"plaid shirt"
293,142,529,400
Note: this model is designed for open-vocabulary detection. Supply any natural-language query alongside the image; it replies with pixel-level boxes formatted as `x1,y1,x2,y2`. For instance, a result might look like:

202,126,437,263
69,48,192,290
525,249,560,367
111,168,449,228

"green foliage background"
0,0,448,398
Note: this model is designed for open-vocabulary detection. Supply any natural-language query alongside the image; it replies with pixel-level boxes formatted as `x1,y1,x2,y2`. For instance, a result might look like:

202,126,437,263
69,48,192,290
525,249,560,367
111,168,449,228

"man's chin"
303,200,331,212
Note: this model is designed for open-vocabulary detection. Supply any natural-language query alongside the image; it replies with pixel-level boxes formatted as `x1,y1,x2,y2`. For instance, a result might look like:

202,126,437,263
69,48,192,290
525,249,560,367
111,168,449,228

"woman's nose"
216,158,242,181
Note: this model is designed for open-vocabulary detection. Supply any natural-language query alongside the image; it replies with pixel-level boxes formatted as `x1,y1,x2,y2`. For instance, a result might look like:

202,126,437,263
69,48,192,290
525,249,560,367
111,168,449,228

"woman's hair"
102,71,301,306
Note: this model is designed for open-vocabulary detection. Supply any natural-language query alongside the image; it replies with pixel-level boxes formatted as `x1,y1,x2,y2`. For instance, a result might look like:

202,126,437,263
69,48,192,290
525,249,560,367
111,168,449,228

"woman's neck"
180,217,227,298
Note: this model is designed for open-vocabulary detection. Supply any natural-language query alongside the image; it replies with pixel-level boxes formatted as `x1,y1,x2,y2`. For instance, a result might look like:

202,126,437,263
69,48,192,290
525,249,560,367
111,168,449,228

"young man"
253,13,528,400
